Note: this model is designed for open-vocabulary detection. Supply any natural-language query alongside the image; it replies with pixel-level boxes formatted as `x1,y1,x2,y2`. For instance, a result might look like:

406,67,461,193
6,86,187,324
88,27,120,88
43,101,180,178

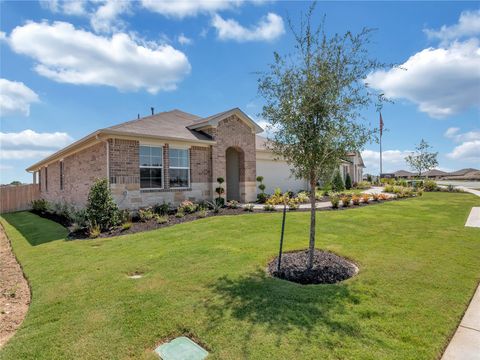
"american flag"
379,112,384,137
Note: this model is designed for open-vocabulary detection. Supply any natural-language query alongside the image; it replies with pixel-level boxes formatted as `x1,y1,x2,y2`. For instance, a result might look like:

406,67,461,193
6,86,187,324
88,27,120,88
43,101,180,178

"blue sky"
1,0,479,184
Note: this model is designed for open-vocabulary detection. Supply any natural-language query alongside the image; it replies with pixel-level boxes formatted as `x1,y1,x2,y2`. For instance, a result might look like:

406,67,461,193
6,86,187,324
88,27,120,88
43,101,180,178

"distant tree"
345,173,352,190
366,174,372,182
10,181,22,185
405,139,438,177
332,171,345,192
258,4,386,269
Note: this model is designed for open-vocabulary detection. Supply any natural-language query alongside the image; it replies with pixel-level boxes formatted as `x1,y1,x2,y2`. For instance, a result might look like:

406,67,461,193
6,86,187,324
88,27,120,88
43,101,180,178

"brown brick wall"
41,142,107,206
209,114,256,202
108,138,139,185
191,146,212,183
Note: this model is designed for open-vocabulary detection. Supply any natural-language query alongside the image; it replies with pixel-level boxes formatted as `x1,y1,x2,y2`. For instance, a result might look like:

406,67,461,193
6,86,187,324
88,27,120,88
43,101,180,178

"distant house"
26,108,365,209
442,168,480,180
421,169,448,179
394,170,414,179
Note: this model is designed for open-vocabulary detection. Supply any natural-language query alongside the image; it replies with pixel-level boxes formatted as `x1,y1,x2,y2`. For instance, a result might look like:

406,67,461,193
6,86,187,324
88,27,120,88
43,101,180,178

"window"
59,161,64,190
140,145,163,189
169,148,190,188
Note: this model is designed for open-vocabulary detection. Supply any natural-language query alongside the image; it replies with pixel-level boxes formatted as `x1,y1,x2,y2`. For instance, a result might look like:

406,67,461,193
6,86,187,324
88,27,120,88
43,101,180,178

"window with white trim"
139,145,163,189
169,148,190,188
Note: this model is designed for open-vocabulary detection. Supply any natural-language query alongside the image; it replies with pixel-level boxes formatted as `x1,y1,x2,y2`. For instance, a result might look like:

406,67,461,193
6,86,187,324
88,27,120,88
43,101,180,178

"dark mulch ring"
267,249,358,285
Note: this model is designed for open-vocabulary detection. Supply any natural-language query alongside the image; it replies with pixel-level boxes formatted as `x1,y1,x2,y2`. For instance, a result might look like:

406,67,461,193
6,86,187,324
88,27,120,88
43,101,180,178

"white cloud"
6,21,191,94
41,0,86,15
212,12,284,42
0,31,6,41
141,0,241,18
447,141,480,161
445,127,480,161
0,79,40,117
361,149,413,174
366,39,480,118
0,129,73,160
0,164,13,170
91,0,131,33
424,9,480,45
178,33,193,45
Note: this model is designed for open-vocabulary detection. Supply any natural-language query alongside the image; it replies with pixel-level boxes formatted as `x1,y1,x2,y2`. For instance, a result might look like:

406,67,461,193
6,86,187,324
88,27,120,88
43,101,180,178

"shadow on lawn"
1,212,67,246
205,269,385,356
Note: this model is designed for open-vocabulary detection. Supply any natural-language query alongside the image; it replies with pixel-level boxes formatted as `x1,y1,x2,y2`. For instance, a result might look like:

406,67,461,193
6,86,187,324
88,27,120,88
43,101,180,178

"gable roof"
394,170,414,176
188,108,264,134
421,169,448,176
447,168,478,176
104,109,212,142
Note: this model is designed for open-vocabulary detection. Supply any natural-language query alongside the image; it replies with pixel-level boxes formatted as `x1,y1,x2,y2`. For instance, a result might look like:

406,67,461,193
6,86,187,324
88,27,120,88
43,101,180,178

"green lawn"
1,193,479,360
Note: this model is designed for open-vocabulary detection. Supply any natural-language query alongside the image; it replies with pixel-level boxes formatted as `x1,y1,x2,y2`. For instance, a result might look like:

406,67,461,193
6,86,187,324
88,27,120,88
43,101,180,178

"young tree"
345,173,352,190
405,139,439,177
258,5,387,269
332,170,345,192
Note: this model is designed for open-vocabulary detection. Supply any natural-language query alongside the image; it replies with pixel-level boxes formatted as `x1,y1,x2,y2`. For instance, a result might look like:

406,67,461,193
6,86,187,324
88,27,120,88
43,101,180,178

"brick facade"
40,142,107,206
207,114,257,202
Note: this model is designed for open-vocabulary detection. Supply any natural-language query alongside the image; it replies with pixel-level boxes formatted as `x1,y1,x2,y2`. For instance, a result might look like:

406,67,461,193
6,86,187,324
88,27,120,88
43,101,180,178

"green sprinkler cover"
155,336,208,360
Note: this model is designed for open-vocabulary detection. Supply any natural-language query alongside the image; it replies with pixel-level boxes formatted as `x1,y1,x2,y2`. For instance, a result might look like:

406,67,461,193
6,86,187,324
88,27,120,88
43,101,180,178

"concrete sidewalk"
442,185,480,360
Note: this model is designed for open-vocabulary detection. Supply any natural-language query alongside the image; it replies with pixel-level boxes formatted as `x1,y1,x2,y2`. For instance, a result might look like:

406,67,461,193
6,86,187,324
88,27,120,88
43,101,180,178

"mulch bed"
0,224,31,348
267,249,358,285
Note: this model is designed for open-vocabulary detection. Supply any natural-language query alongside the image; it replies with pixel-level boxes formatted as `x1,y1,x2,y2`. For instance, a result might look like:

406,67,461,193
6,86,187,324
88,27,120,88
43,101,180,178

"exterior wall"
109,138,213,209
205,115,257,202
40,142,107,207
256,152,308,193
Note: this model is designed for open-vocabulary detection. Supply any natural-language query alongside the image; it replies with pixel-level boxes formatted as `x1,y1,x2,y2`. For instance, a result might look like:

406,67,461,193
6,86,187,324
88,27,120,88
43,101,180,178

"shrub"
332,170,345,192
266,188,289,205
206,200,222,214
340,194,351,207
244,204,254,212
330,194,340,209
378,193,389,201
138,208,154,222
31,199,49,213
371,193,380,201
315,189,324,200
153,202,170,215
86,178,120,231
351,194,361,205
345,173,352,190
263,204,276,211
257,193,268,204
288,198,299,210
355,181,371,190
155,214,169,224
178,200,197,214
227,200,239,209
395,179,408,187
89,223,101,238
361,194,370,203
416,188,424,197
121,222,132,231
380,178,395,185
175,210,185,218
71,208,88,229
447,184,455,192
215,177,225,206
296,191,309,203
423,180,438,192
197,209,208,218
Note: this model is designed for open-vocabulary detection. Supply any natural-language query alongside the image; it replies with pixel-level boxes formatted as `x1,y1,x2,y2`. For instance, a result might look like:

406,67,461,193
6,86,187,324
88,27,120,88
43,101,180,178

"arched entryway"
226,147,244,201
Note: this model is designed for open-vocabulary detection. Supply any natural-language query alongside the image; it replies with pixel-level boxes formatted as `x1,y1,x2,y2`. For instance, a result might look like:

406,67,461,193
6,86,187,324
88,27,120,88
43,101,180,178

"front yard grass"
1,192,479,359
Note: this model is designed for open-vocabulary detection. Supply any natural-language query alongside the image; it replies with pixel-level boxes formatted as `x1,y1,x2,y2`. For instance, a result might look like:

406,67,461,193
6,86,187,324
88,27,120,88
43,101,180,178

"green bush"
330,195,340,209
197,209,208,218
86,178,120,231
138,208,154,222
244,204,254,212
227,200,239,209
345,173,352,190
354,181,371,190
155,214,169,224
71,208,88,229
296,191,309,203
332,170,345,192
153,202,170,215
257,193,268,204
31,199,49,213
178,200,197,214
424,180,438,192
121,222,132,231
175,210,185,218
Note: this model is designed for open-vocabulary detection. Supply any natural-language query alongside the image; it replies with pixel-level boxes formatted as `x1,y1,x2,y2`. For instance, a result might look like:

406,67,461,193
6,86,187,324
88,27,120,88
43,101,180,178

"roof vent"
151,107,154,115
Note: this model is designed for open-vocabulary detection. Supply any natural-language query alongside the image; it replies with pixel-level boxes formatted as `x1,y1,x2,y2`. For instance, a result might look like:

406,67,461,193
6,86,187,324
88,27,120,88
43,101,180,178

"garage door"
256,158,307,194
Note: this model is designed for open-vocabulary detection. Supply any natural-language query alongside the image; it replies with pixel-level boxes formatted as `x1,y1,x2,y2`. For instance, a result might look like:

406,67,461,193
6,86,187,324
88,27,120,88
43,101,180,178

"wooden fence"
0,184,40,214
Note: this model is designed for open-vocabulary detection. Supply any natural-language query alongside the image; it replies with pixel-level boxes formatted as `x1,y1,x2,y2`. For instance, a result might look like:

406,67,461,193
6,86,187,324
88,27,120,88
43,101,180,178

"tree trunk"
307,174,317,270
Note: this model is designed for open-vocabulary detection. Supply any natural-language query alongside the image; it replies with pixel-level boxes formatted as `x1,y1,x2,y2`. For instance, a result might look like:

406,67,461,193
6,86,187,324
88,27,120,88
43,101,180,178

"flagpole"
380,131,382,179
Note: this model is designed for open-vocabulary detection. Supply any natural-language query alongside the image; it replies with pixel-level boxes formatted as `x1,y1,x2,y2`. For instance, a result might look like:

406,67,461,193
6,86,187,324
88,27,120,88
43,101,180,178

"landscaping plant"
332,171,345,192
86,178,120,231
341,195,352,207
215,177,225,206
345,173,353,190
361,193,370,203
138,208,154,222
256,176,268,203
351,195,361,205
405,139,439,177
330,194,340,209
244,204,254,212
155,214,168,224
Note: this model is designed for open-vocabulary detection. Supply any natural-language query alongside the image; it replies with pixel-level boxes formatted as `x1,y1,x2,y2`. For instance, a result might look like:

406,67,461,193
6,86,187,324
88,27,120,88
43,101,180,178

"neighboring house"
421,169,448,179
394,170,414,179
442,168,480,180
27,108,365,209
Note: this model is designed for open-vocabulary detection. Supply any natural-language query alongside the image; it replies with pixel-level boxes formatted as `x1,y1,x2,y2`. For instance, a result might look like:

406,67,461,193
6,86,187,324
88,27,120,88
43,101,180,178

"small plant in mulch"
244,204,255,212
330,194,340,209
268,249,358,285
351,195,361,206
155,215,168,224
361,194,370,203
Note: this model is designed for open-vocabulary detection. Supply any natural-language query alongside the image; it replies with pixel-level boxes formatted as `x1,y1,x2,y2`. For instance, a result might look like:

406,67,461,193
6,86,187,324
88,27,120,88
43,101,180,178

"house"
442,168,480,180
394,170,414,179
421,169,448,179
26,108,365,209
